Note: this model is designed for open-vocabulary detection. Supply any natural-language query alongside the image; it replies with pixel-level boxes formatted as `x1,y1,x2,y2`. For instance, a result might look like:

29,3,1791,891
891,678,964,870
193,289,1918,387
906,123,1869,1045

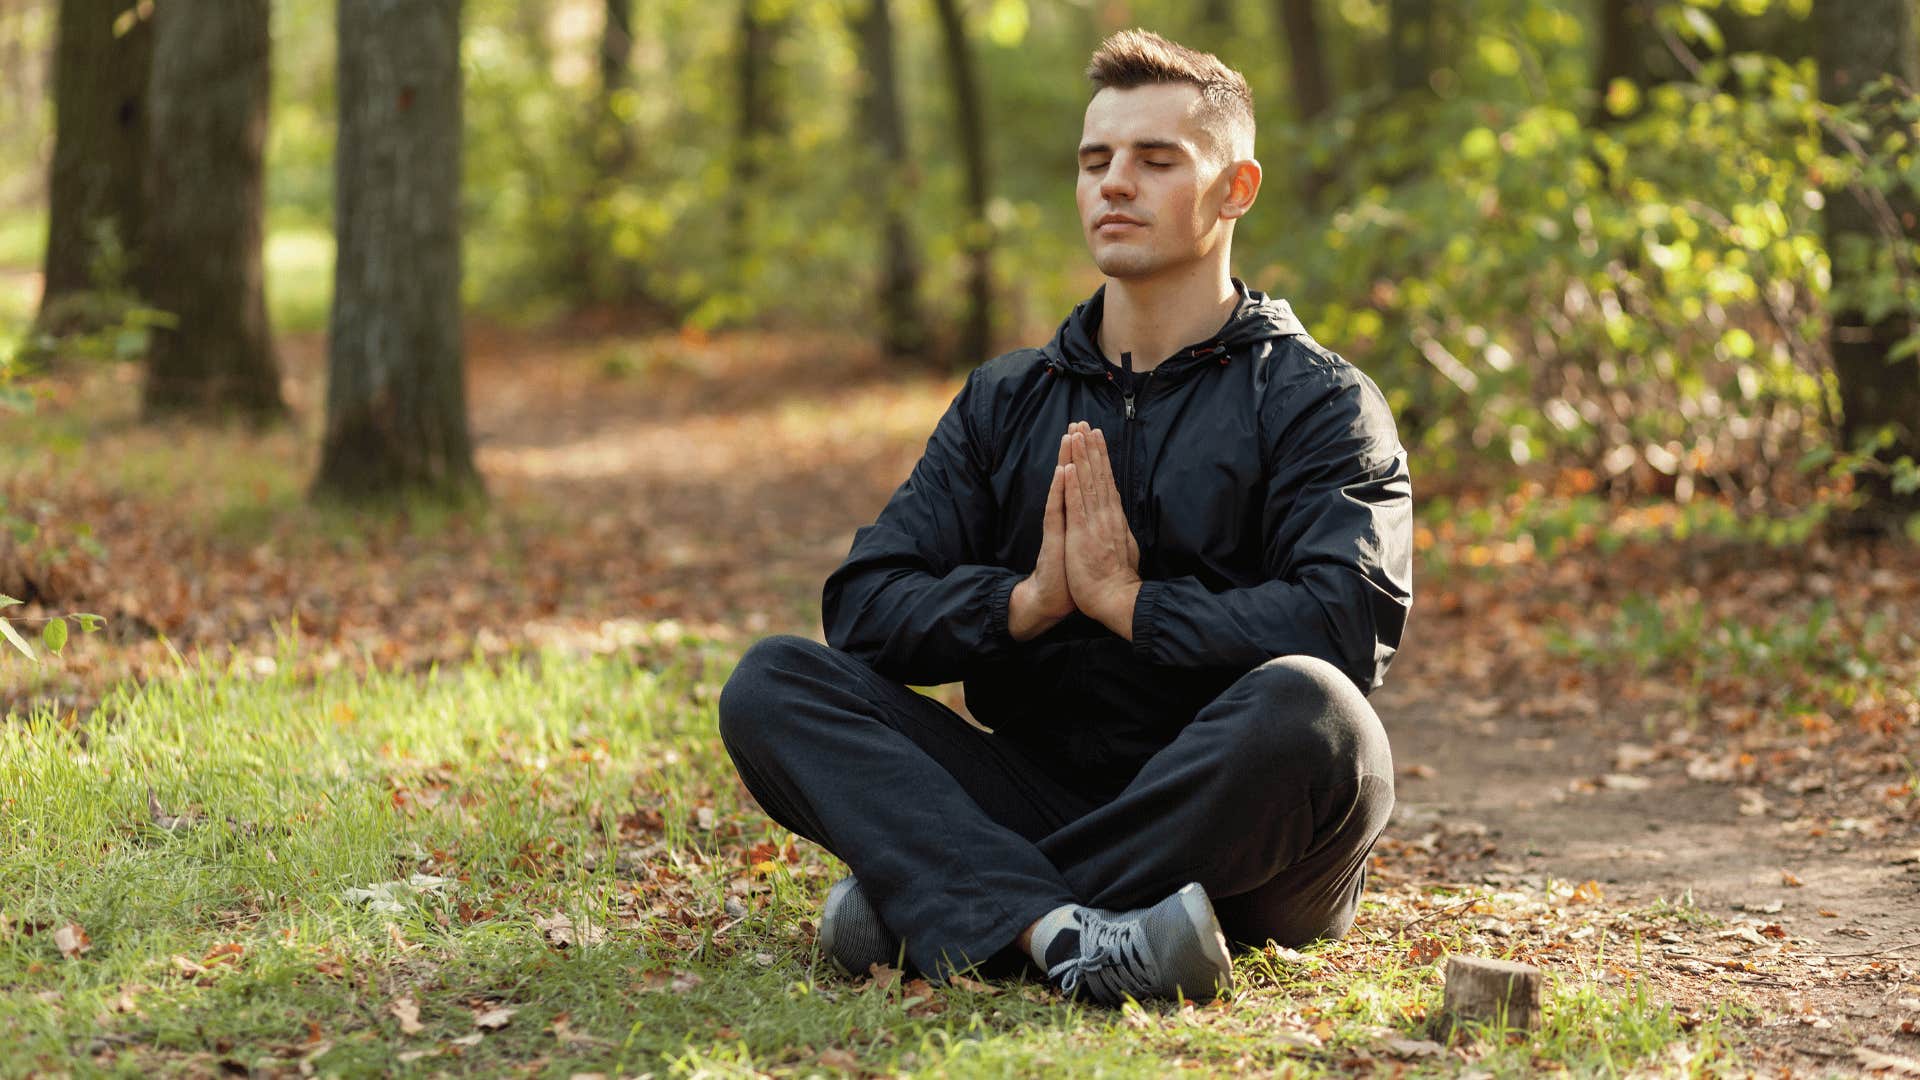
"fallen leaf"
1383,1037,1445,1058
1407,939,1444,965
1855,1047,1920,1076
449,1032,483,1047
1782,870,1805,888
1398,764,1437,780
817,1048,861,1070
1600,773,1652,791
391,996,424,1035
473,1005,517,1030
535,912,607,949
1570,879,1605,904
947,974,1000,995
865,962,901,992
53,922,90,959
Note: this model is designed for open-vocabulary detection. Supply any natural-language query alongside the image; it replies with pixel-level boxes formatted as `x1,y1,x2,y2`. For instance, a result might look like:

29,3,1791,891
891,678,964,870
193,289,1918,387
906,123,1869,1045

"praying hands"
1008,421,1143,642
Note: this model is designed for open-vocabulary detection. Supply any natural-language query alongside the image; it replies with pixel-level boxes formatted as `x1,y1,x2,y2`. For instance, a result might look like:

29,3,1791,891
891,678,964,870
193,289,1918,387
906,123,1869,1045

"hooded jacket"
822,279,1413,800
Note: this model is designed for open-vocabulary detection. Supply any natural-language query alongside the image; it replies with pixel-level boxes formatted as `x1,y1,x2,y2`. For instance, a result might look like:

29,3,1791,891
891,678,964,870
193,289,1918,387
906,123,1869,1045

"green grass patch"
1,641,1738,1075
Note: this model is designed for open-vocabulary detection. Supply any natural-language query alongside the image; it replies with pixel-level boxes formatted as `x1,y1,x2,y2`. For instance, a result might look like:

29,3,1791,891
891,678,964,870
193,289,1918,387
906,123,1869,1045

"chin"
1092,248,1169,279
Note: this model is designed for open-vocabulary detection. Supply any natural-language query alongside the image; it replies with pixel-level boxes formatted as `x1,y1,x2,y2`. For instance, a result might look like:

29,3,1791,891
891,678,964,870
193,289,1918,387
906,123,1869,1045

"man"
719,29,1411,1005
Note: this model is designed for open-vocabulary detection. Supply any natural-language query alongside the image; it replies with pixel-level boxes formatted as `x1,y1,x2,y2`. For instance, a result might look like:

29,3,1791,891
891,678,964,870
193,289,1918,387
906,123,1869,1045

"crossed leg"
716,635,1394,976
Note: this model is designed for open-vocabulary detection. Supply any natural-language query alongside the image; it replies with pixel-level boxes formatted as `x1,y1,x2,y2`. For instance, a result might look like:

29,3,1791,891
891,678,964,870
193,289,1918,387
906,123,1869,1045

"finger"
1091,429,1116,495
1062,463,1084,527
1070,433,1097,520
1045,465,1064,531
1057,431,1072,469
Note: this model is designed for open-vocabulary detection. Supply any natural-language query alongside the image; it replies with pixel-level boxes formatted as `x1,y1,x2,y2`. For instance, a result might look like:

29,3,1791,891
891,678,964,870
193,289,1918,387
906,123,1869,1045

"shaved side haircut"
1085,29,1255,165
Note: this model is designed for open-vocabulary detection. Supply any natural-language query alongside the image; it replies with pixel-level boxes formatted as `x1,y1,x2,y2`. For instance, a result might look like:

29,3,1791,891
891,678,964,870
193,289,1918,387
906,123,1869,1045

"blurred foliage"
1,0,1916,518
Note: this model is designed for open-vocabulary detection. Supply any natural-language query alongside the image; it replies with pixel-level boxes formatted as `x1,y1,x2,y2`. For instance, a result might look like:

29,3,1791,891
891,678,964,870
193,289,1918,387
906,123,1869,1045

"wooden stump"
1432,956,1541,1037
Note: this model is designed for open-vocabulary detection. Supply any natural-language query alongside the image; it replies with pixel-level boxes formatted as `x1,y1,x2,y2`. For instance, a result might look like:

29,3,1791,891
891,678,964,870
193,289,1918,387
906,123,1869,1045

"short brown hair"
1085,29,1254,162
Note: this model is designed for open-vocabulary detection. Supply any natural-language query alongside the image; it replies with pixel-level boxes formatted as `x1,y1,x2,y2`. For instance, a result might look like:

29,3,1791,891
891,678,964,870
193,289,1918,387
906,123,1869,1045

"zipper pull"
1124,394,1136,420
1121,351,1136,421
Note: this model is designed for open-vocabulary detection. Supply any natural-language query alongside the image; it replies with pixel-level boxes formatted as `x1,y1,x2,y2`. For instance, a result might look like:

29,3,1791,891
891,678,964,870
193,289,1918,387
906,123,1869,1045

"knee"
1225,655,1393,781
717,634,827,753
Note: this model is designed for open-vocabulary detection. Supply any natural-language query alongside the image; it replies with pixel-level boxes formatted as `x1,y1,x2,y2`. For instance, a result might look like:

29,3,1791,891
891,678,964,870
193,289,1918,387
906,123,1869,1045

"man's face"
1075,83,1236,281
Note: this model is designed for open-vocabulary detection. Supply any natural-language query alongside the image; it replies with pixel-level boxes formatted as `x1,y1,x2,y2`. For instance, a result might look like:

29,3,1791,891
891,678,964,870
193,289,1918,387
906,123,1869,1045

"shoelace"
1047,912,1155,1002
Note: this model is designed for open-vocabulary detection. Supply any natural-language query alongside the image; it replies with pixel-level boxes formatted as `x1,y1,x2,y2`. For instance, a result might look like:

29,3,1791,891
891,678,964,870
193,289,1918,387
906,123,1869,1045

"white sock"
1025,904,1081,971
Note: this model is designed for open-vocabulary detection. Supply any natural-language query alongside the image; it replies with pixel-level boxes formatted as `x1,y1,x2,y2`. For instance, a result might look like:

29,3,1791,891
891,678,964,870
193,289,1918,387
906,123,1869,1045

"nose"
1099,157,1136,202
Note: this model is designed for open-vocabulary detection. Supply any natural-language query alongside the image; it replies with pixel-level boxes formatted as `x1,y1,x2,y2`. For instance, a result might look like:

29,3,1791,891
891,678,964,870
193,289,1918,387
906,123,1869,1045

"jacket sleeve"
821,368,1024,685
1128,369,1413,693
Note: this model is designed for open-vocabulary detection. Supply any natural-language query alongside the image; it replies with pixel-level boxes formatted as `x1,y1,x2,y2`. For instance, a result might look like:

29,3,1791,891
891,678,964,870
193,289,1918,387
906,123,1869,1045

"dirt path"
1374,660,1920,1071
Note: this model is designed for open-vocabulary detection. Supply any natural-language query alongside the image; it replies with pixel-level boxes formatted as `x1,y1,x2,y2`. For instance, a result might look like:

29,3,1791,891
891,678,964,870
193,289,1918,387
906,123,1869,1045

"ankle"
1024,904,1081,972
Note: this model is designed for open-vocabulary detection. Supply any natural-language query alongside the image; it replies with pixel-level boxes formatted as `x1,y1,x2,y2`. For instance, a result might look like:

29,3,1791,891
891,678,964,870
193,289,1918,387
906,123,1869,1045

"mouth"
1094,215,1145,235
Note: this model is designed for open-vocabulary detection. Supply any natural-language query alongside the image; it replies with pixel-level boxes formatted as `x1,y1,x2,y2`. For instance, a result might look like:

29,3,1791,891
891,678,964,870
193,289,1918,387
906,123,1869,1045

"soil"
1374,661,1920,1074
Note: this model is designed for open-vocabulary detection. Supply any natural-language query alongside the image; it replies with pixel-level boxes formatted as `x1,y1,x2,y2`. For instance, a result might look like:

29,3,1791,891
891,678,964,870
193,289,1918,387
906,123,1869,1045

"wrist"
1089,579,1142,640
1009,576,1070,642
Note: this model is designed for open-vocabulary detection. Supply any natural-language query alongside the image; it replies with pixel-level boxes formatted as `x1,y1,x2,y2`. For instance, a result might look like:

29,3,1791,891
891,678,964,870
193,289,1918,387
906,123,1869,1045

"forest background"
2,0,1919,1075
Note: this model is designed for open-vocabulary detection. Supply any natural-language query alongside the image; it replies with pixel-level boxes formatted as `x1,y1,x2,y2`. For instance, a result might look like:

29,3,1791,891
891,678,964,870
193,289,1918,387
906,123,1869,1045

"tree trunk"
931,0,993,366
142,0,284,423
854,0,925,360
38,0,151,335
597,0,635,175
315,0,479,504
730,0,783,267
1816,0,1920,529
1387,0,1434,97
1276,0,1333,205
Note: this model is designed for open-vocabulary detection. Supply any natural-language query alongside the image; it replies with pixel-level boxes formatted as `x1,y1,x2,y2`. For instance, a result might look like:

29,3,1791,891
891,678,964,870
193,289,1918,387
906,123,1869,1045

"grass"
1,635,1740,1077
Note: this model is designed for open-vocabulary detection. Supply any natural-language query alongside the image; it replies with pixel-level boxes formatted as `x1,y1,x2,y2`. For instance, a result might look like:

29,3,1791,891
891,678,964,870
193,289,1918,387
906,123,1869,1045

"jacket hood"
1043,276,1308,378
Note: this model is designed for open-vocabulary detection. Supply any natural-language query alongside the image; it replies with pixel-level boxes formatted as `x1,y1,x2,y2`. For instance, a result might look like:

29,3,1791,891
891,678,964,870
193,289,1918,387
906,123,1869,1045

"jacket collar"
1042,276,1307,379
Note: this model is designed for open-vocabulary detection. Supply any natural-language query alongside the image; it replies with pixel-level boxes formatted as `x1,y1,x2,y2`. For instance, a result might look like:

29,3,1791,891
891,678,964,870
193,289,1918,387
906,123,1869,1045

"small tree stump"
1433,956,1541,1037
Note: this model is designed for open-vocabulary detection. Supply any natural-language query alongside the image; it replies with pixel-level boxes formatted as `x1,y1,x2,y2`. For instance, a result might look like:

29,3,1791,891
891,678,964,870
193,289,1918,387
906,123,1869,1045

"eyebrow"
1077,139,1189,159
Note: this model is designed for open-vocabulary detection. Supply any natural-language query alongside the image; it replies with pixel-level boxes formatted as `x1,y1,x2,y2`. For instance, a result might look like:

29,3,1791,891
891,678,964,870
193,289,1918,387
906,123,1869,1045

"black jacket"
823,279,1413,798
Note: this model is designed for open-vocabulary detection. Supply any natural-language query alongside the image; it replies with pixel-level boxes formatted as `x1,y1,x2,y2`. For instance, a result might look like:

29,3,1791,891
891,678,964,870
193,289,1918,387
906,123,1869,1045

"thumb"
1044,466,1065,534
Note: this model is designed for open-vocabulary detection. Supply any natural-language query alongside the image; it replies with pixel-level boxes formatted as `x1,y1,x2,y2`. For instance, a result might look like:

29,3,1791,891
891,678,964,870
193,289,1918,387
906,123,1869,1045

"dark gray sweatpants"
717,634,1395,978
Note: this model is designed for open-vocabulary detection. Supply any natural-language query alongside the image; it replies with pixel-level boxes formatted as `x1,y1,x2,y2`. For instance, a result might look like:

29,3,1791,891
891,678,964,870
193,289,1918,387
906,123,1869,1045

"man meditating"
718,29,1412,1005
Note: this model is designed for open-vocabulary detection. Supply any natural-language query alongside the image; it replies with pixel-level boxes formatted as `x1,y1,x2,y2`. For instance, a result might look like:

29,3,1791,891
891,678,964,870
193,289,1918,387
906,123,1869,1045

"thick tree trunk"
315,0,479,504
142,0,285,423
854,0,925,360
1816,0,1920,528
38,0,151,334
931,0,993,366
1276,0,1332,204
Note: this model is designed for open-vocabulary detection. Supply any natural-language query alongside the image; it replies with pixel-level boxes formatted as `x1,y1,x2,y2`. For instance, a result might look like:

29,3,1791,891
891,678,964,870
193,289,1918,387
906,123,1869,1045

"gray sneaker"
1046,882,1232,1004
818,876,903,976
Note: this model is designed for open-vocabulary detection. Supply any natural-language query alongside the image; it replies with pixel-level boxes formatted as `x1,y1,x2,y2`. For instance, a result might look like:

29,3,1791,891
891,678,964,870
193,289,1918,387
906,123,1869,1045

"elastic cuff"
986,572,1020,648
1129,579,1163,661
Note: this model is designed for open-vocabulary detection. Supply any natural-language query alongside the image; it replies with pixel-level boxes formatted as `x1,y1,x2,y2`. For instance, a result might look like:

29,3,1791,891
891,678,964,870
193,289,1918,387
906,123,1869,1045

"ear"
1218,158,1262,220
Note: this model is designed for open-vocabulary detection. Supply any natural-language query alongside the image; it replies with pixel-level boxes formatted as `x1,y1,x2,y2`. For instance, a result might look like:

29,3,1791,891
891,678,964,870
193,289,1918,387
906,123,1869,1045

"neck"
1096,260,1238,372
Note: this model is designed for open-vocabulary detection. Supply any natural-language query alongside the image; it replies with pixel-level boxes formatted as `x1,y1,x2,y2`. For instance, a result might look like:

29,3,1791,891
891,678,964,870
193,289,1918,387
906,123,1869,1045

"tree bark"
854,0,925,360
1816,0,1920,528
931,0,993,366
38,0,151,335
142,0,285,423
730,0,784,266
1387,0,1434,97
1276,0,1333,205
597,0,635,175
315,0,479,504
